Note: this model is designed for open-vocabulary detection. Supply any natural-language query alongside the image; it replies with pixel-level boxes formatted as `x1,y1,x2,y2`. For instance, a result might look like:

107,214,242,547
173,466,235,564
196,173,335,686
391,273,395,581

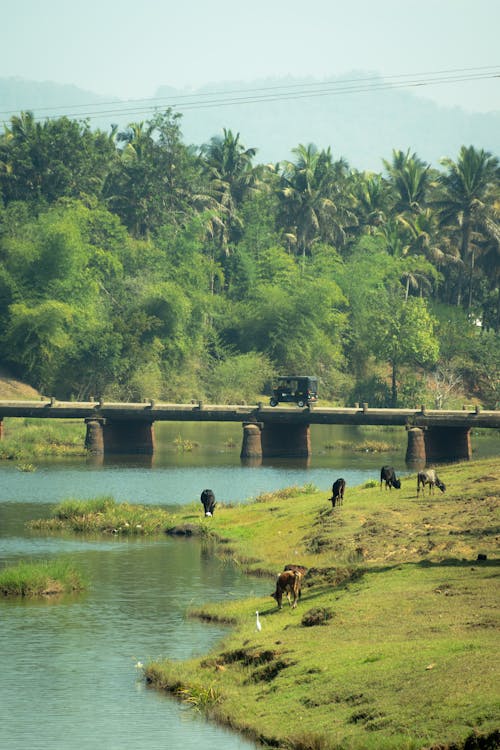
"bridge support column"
424,426,471,463
240,422,263,458
85,419,105,455
405,427,426,467
261,423,311,458
103,420,155,455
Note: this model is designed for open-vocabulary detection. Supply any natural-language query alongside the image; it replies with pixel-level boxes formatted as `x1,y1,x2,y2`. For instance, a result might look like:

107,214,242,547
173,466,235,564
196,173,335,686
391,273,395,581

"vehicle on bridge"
269,376,318,408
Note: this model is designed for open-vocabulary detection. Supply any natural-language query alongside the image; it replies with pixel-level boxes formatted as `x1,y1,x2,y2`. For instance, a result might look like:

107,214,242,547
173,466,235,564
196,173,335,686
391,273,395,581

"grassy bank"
0,559,86,597
0,418,86,461
143,458,500,750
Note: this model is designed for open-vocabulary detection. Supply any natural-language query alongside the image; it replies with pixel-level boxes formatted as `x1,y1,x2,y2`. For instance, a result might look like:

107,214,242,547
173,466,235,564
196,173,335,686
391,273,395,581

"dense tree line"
0,109,499,407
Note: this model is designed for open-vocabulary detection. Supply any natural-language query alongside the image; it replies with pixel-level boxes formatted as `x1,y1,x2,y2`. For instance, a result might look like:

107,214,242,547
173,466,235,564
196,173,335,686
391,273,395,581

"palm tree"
200,129,259,254
278,143,355,257
383,148,431,214
436,145,499,309
351,171,391,235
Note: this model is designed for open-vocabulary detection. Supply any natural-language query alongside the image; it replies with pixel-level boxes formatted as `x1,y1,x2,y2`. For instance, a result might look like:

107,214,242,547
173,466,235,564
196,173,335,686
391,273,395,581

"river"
0,423,497,749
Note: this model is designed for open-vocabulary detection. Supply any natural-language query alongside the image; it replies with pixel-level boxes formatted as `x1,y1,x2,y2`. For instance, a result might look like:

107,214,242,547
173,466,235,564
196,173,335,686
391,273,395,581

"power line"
1,65,499,124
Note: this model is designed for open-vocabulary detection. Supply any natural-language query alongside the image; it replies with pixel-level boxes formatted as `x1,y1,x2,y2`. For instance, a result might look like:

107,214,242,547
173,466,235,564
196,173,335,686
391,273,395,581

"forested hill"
2,74,499,170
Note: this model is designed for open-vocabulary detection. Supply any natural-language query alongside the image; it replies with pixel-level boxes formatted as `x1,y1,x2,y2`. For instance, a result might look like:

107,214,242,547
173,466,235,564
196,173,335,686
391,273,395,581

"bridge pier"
240,422,263,458
85,419,155,455
405,427,426,466
260,422,311,458
85,419,105,454
424,426,471,463
405,425,472,465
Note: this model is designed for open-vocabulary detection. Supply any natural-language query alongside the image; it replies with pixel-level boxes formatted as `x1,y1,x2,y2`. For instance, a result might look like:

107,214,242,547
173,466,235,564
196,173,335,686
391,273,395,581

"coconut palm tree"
436,145,499,309
383,148,431,214
351,171,391,235
278,143,355,257
200,129,259,254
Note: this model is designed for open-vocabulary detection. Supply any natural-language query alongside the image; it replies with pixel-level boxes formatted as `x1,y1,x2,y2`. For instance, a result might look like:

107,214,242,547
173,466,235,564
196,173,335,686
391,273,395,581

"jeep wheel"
297,399,305,408
270,398,278,407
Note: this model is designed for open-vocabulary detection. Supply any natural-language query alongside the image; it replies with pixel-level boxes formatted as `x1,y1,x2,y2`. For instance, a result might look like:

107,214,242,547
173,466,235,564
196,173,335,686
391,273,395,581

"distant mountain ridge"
1,75,499,171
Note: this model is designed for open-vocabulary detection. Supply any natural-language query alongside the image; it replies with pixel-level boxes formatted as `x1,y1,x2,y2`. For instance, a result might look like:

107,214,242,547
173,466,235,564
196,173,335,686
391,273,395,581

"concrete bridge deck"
0,400,498,463
0,399,498,425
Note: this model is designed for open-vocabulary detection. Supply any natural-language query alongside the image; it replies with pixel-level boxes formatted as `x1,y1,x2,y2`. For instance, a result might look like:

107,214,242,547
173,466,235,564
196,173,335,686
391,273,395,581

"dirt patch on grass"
0,368,40,400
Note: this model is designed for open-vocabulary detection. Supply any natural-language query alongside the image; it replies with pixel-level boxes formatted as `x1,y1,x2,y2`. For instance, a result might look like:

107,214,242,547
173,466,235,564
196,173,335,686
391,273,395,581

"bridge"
0,398,499,464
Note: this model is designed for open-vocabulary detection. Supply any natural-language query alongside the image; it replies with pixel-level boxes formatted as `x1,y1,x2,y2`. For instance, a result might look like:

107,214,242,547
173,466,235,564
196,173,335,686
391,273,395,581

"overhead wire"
1,65,498,124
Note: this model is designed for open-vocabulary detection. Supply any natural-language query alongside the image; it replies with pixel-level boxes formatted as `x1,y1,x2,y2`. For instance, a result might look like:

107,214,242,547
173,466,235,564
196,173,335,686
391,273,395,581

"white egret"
255,611,262,632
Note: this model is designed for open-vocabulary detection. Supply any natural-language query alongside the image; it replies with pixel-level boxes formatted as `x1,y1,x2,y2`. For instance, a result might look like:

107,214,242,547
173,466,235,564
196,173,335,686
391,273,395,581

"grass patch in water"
28,495,178,535
0,558,86,597
324,439,396,453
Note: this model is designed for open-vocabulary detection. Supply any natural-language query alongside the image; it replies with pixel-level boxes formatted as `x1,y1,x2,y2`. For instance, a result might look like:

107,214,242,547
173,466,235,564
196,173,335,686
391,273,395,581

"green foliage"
0,109,498,405
205,352,274,403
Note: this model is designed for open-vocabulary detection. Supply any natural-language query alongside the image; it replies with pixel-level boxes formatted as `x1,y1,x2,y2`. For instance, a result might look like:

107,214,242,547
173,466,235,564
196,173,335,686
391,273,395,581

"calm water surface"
0,423,497,749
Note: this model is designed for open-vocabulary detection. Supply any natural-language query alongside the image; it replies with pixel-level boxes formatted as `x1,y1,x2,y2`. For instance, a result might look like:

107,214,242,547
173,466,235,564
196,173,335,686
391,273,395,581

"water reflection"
0,508,264,750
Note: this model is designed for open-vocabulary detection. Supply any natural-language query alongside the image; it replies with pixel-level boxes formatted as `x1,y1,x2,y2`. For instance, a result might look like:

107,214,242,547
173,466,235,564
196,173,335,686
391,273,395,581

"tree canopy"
1,110,498,407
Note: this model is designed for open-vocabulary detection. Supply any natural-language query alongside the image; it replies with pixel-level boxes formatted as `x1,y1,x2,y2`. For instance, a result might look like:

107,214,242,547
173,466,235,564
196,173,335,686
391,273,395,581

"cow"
283,564,308,600
380,466,401,490
200,489,216,516
329,478,346,507
271,569,302,609
417,469,446,495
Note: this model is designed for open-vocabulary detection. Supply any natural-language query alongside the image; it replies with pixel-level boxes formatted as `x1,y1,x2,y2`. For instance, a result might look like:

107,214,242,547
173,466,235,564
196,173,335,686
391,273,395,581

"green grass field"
145,457,500,750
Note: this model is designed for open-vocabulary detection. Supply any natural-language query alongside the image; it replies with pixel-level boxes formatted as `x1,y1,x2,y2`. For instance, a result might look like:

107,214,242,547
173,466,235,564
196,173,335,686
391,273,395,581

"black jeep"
269,376,318,408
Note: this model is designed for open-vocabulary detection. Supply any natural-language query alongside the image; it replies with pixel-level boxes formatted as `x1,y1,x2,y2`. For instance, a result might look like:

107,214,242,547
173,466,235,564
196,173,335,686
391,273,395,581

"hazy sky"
3,0,499,112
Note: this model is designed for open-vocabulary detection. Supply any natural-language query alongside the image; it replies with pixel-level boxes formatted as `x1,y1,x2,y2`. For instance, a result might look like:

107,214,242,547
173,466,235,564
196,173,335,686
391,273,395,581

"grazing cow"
200,489,216,516
329,478,346,507
380,466,401,490
271,569,302,609
283,564,307,600
417,469,446,495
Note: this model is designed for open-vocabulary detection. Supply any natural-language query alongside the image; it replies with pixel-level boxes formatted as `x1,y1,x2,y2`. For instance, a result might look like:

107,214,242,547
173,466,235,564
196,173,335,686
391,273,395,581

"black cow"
380,466,401,490
200,489,216,516
329,478,346,507
417,469,446,495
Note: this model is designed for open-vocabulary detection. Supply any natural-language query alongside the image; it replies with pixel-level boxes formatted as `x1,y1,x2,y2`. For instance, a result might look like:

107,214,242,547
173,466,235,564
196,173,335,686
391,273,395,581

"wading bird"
255,611,262,632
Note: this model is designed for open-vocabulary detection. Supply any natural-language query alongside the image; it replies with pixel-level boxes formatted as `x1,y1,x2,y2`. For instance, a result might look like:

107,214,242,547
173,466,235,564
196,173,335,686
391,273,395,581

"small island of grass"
0,559,86,597
28,495,180,536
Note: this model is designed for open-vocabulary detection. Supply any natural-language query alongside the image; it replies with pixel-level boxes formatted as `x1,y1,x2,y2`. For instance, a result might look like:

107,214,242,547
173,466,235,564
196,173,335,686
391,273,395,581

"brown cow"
283,564,307,600
271,569,302,609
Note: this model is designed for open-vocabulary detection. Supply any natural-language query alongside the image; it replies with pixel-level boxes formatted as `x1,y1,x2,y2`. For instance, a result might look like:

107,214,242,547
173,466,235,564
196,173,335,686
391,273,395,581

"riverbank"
145,457,500,750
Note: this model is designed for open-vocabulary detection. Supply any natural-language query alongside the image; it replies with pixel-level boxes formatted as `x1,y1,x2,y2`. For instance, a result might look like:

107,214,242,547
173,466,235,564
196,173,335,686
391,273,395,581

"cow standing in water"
200,489,216,516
